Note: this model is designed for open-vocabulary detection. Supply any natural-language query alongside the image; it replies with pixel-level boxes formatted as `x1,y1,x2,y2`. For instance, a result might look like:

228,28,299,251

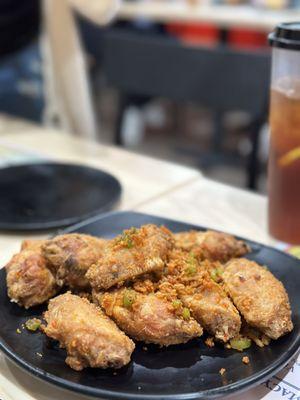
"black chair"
102,27,271,190
0,0,41,121
0,0,40,57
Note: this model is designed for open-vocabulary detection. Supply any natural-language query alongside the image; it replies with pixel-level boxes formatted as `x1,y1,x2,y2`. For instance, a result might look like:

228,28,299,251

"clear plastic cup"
269,23,300,243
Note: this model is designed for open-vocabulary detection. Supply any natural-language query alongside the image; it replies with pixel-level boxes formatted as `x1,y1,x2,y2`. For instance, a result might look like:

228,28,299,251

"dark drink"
269,84,300,243
268,23,300,243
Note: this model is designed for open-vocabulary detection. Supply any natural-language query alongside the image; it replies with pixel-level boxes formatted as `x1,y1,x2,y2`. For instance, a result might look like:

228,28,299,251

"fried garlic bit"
242,356,250,365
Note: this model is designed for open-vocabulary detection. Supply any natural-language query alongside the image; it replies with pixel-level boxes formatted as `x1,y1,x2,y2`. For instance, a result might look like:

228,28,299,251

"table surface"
118,1,300,31
0,129,201,266
0,127,276,400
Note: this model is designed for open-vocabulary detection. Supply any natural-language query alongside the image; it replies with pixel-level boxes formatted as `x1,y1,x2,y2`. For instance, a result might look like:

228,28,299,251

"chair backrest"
43,0,98,138
43,0,121,138
103,28,271,118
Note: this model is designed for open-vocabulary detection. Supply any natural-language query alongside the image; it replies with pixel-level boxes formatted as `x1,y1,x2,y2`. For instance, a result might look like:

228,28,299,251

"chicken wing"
86,224,174,290
5,240,58,308
222,258,293,339
100,287,202,346
174,230,249,262
42,292,135,371
162,250,241,342
42,234,106,290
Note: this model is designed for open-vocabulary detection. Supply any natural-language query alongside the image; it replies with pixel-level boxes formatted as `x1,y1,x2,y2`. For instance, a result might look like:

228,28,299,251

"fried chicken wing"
42,292,135,371
162,250,241,342
222,258,293,339
5,240,58,309
174,230,249,262
42,234,106,290
100,287,202,346
86,225,174,290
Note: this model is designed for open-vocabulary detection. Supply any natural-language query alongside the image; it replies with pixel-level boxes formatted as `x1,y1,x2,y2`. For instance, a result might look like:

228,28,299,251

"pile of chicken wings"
5,224,293,371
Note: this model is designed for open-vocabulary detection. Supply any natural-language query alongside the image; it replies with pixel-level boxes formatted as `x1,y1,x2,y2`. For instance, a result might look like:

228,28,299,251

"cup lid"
269,22,300,50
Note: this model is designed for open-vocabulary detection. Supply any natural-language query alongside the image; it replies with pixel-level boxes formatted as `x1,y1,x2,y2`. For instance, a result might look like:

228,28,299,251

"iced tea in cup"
269,23,300,244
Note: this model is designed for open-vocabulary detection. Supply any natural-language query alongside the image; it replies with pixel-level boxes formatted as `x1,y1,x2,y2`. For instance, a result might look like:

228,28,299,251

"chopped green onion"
186,253,197,275
210,269,218,282
125,237,133,248
182,307,190,320
188,252,196,263
210,267,223,282
25,318,41,332
230,337,252,351
117,233,134,248
123,290,136,309
186,264,197,275
172,299,182,309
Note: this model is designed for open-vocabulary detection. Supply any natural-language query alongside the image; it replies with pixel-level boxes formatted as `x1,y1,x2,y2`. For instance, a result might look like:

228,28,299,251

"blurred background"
0,0,299,193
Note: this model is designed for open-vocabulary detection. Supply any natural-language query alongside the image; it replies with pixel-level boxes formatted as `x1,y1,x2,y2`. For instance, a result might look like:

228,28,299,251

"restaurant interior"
1,0,296,192
0,1,300,400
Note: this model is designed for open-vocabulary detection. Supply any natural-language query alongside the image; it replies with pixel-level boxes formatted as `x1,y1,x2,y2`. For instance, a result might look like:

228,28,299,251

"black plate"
0,163,121,231
0,211,299,400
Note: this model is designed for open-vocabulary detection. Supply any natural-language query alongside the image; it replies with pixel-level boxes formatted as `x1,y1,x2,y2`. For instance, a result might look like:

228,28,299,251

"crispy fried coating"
42,234,106,290
174,230,250,262
5,240,58,309
222,258,293,339
100,287,202,346
162,250,241,342
21,239,46,251
86,225,174,290
42,292,135,371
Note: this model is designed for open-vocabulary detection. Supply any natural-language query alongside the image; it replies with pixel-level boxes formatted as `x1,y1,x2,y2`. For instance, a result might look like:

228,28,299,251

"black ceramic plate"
0,211,299,400
0,163,121,230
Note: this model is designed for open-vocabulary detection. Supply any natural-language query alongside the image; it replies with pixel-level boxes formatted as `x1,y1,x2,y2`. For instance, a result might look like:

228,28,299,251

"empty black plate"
0,163,121,230
0,211,299,400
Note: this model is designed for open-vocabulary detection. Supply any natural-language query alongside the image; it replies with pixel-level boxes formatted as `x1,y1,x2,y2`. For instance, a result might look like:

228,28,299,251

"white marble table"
0,130,200,266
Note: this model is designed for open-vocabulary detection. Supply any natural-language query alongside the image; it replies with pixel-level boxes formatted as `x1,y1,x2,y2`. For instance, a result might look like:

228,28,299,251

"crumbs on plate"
205,337,215,348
